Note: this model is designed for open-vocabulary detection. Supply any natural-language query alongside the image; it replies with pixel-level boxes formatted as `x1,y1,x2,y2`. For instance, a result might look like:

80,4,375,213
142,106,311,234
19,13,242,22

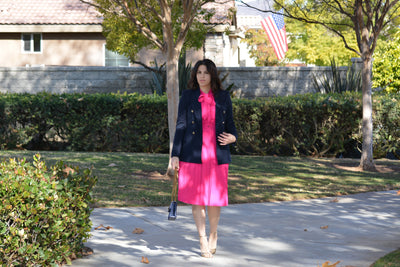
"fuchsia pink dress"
178,90,229,206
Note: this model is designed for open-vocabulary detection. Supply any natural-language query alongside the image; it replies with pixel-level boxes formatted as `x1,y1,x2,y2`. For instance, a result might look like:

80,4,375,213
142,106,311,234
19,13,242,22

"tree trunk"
166,48,180,176
359,54,376,171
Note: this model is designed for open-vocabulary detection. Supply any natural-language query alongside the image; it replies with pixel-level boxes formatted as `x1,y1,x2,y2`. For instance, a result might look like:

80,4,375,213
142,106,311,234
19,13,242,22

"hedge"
0,93,169,153
0,154,97,266
0,92,398,159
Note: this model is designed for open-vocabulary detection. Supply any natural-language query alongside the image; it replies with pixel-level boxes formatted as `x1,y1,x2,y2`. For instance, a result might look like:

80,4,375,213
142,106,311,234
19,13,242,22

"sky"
236,0,275,16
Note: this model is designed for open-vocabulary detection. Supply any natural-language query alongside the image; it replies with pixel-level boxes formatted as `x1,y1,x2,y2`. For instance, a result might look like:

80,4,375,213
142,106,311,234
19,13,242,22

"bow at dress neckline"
198,90,215,105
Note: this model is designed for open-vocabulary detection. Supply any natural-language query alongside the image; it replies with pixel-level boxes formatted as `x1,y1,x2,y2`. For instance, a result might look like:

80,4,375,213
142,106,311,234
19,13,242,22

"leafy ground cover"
371,248,400,267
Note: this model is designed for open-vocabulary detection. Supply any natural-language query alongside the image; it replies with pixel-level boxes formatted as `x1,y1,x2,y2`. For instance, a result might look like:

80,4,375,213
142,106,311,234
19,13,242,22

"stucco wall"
0,65,350,98
0,32,105,67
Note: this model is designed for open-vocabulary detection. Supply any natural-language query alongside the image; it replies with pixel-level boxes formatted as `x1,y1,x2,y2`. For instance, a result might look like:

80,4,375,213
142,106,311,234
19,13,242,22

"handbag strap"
171,168,178,202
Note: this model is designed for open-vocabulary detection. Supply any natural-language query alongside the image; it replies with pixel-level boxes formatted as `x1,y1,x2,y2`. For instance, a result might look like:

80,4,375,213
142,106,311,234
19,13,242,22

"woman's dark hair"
188,59,223,94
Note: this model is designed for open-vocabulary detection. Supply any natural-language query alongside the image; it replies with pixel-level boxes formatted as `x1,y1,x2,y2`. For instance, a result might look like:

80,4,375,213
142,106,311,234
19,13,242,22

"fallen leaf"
117,185,126,188
397,190,400,195
330,197,339,203
304,229,308,231
108,163,117,167
63,166,75,175
95,224,113,231
320,225,329,229
82,246,94,256
133,227,144,234
141,256,150,264
321,260,340,267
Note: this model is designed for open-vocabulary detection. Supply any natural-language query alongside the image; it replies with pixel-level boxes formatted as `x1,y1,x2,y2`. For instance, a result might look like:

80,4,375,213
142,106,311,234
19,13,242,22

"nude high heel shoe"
199,235,213,258
209,232,217,254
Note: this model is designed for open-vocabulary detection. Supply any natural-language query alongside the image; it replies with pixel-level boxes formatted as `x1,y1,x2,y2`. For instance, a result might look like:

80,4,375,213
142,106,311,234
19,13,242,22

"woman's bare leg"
192,205,212,257
207,206,221,253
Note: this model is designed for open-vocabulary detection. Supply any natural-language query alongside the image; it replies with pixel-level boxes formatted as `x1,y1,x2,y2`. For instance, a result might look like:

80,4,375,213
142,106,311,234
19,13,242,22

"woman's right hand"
171,156,180,171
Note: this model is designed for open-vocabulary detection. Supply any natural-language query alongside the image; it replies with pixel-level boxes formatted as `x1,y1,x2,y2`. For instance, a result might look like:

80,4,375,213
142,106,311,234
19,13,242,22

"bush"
119,94,169,152
0,92,398,158
0,92,169,153
372,94,400,159
0,154,97,266
233,92,362,157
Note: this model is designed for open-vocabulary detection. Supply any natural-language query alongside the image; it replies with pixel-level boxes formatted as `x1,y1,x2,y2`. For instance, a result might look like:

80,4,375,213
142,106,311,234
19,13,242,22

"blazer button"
191,109,194,113
223,110,226,114
222,121,225,124
192,131,195,135
192,120,195,124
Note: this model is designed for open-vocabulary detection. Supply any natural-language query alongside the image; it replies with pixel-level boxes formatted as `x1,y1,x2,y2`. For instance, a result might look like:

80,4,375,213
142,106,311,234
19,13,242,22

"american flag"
260,9,288,60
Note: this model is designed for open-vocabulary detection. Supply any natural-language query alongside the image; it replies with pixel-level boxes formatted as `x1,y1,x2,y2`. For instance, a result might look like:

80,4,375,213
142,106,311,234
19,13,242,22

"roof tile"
0,0,234,26
0,0,102,25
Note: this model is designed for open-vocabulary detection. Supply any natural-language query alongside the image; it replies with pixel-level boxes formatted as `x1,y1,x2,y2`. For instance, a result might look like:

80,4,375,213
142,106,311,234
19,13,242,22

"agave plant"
150,53,192,96
313,58,362,94
149,59,166,96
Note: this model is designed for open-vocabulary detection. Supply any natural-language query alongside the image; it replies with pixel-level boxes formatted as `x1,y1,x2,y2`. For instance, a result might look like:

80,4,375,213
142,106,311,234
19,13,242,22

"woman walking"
171,59,237,258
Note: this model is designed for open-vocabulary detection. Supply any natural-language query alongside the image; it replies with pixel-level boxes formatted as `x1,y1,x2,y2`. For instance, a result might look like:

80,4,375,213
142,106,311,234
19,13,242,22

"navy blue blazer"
171,88,237,164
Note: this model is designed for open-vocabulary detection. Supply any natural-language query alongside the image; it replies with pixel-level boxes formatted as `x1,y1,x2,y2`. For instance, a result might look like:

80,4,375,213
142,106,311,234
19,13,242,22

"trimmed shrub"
0,92,398,158
372,94,400,159
233,92,362,157
0,154,97,266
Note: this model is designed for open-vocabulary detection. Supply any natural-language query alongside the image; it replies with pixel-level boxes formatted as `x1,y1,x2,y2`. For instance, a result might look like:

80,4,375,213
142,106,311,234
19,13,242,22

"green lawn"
0,151,398,208
1,150,399,265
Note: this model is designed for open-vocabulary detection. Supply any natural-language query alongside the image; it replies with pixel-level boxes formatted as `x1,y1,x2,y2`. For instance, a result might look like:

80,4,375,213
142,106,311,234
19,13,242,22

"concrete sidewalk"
72,190,400,267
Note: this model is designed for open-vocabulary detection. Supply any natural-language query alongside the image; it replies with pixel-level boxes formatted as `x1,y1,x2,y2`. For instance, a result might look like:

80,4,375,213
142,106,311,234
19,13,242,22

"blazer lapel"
192,89,202,122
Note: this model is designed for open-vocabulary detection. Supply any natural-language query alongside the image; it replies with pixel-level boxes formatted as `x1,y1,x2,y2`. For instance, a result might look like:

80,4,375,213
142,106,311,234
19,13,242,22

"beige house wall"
0,32,105,67
0,26,237,68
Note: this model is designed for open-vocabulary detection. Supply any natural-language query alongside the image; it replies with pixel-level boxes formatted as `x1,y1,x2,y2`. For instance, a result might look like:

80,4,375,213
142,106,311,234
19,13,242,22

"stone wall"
0,66,153,95
0,64,352,98
219,66,347,98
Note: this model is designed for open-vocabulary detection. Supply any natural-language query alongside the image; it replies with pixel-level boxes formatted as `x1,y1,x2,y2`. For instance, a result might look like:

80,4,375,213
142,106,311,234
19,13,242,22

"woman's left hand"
218,132,236,145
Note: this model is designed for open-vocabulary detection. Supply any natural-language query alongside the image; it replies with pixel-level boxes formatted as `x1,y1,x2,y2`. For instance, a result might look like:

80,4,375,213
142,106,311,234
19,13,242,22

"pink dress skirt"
178,90,229,207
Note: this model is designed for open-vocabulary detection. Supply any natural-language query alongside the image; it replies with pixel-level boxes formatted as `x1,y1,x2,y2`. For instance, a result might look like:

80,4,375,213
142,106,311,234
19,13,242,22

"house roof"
0,0,233,34
0,0,102,25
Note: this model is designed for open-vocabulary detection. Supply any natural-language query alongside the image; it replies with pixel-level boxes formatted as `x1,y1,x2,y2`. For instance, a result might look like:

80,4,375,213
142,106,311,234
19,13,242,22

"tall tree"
240,0,400,170
81,0,233,174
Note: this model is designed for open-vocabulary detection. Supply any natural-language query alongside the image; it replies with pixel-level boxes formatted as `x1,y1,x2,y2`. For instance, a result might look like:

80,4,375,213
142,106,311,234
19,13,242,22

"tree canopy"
373,29,400,93
240,0,400,171
86,0,214,68
285,19,358,66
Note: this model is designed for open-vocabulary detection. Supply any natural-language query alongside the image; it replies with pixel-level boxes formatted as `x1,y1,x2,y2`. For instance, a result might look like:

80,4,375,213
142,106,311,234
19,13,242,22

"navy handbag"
168,168,178,220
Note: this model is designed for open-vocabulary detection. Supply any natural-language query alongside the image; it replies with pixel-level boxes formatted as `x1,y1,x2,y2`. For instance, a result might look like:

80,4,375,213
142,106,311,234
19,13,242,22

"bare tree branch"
131,60,165,73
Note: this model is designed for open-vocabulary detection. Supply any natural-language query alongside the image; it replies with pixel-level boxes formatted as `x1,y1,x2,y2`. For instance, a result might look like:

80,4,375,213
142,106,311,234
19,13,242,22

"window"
22,33,42,53
104,46,130,67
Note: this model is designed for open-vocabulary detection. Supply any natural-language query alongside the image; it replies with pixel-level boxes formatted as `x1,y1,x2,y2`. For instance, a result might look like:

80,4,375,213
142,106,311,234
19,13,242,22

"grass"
371,249,400,267
0,150,399,208
1,150,399,264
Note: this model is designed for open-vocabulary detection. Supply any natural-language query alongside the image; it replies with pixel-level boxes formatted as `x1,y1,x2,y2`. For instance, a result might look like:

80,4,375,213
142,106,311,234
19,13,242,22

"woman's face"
196,65,211,90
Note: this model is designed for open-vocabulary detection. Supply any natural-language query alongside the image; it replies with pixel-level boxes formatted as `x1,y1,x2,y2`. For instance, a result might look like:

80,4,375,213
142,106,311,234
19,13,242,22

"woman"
171,59,237,258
